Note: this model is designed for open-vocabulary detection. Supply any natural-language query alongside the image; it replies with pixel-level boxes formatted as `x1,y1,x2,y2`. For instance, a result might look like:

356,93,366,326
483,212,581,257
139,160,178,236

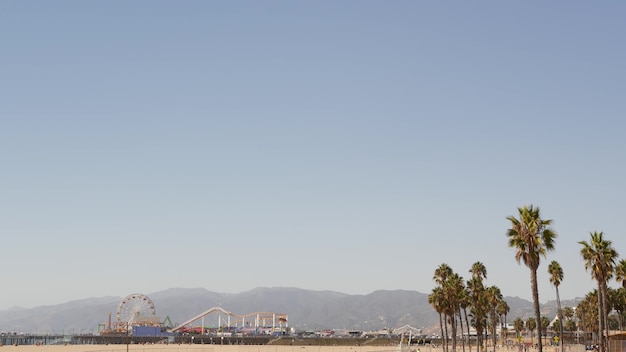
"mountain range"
0,287,577,334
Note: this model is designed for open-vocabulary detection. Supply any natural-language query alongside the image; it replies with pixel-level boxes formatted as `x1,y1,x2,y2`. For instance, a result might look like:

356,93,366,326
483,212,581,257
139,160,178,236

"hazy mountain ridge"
0,287,566,334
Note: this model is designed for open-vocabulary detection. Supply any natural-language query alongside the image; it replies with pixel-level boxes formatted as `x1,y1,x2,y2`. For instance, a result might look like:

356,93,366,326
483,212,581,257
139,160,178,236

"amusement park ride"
99,293,289,337
99,293,161,335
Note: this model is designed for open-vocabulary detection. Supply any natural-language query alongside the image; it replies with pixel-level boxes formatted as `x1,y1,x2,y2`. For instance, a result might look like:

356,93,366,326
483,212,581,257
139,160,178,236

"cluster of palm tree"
427,205,626,352
577,233,626,352
510,306,578,349
572,285,626,336
428,262,509,352
508,207,626,352
513,315,554,346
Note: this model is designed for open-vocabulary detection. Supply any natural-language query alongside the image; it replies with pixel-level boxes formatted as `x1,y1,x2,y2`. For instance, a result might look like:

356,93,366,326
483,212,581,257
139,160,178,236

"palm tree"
562,307,574,322
548,260,565,352
513,317,524,342
461,286,472,352
445,272,465,352
612,287,626,331
526,317,537,346
615,259,626,289
580,231,619,352
457,284,470,352
435,263,454,285
471,262,488,281
606,289,619,331
565,319,577,342
486,286,503,352
578,291,599,346
552,320,561,343
506,205,557,352
467,277,484,352
497,299,510,347
468,262,488,352
432,263,463,352
430,286,447,352
614,261,626,331
562,307,575,344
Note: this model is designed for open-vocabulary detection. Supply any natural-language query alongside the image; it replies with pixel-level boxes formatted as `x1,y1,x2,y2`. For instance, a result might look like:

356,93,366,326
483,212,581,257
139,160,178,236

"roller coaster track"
169,307,287,333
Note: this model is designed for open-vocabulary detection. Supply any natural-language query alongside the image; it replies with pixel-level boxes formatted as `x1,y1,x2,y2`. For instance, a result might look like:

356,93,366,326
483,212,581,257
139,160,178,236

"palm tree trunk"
601,283,610,352
491,321,495,352
452,313,458,352
531,268,543,352
484,325,488,352
443,313,449,352
476,324,481,352
459,310,466,352
556,286,564,352
597,283,604,352
504,313,508,347
439,312,445,352
477,323,481,352
464,308,472,352
500,316,504,348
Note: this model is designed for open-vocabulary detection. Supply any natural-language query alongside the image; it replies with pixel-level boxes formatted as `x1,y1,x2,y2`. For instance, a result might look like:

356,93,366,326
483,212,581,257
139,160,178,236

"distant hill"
0,287,574,334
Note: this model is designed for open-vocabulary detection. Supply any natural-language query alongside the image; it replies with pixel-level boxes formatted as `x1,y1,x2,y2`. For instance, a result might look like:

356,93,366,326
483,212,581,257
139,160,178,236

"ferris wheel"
116,293,157,325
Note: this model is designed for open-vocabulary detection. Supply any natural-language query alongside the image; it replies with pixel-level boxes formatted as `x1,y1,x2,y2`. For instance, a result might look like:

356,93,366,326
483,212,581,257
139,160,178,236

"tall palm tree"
506,205,557,352
548,260,565,352
457,284,470,352
486,286,503,352
433,263,469,352
445,272,465,352
471,262,488,281
430,286,447,352
434,263,454,352
580,231,619,352
467,277,484,352
435,263,454,286
468,262,488,352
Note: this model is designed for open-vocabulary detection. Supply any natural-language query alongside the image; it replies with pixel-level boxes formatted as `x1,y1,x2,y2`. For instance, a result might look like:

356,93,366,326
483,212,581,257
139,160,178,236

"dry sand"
0,344,587,352
0,345,404,352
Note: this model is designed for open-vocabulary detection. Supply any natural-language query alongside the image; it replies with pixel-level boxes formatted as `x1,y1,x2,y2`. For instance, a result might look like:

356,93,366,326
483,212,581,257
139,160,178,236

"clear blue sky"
1,1,625,311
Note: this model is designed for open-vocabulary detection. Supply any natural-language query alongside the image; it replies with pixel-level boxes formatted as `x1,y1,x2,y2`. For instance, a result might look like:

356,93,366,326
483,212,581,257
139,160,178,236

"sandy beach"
0,345,404,352
0,344,590,352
